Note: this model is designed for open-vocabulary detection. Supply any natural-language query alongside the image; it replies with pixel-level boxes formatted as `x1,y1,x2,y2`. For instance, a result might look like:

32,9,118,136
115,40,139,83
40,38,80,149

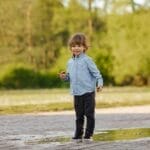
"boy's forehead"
71,44,84,47
71,41,84,46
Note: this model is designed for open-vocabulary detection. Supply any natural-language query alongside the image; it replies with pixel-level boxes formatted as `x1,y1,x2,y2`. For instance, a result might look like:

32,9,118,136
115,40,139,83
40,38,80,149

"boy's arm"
86,58,103,88
65,62,70,81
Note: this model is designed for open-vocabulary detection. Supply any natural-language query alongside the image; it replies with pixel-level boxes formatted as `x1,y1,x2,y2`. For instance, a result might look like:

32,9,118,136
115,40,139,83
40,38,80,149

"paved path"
0,106,150,150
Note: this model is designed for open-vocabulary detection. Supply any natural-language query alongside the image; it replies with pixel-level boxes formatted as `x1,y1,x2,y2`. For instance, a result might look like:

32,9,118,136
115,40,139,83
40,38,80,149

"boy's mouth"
73,51,80,53
74,52,80,55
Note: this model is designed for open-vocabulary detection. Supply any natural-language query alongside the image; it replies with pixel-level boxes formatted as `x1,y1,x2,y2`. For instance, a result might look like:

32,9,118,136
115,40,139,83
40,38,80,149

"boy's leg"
73,95,84,139
84,92,95,138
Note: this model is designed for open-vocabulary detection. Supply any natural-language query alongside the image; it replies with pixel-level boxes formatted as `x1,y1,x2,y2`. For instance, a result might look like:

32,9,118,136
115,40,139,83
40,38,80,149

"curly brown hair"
68,33,89,51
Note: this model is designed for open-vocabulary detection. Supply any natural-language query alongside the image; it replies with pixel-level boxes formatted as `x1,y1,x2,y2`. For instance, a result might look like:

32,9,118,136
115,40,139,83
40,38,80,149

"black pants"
74,91,95,138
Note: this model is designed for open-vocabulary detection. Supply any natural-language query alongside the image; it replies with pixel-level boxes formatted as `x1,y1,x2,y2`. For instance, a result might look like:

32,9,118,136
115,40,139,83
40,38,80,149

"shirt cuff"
97,78,103,87
64,74,70,81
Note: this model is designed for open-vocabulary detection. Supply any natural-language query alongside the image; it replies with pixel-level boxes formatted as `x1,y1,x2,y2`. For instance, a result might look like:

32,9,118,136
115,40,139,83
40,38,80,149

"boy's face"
71,45,85,56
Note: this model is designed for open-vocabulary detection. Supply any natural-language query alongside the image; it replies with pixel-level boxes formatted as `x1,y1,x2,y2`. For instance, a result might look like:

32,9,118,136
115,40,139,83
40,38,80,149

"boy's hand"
97,86,103,92
59,71,67,80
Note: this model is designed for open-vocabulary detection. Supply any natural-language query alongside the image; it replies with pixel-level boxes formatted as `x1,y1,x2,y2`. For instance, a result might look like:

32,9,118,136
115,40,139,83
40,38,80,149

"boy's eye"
72,45,81,48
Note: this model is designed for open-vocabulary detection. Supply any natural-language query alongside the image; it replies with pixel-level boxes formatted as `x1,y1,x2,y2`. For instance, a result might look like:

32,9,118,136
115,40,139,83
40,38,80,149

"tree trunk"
26,0,33,63
88,0,93,41
147,76,150,86
131,0,135,12
103,0,109,14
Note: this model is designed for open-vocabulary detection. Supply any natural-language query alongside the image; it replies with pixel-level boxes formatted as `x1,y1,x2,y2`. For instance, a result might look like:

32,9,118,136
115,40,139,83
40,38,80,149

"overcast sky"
93,0,145,8
63,0,149,10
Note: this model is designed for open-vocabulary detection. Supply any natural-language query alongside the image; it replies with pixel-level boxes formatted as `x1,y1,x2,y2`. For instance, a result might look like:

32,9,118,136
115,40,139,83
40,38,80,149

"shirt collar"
72,53,85,59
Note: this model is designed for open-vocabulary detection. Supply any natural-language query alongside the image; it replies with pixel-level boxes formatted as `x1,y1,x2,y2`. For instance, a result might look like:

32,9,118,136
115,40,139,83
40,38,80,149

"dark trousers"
74,91,95,138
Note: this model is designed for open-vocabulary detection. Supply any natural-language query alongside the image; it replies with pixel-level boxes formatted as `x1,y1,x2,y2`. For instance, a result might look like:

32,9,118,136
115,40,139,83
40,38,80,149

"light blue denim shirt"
65,53,103,96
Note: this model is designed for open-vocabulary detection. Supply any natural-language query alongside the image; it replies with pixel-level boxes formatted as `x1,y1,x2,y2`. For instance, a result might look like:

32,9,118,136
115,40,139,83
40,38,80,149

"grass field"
0,87,150,114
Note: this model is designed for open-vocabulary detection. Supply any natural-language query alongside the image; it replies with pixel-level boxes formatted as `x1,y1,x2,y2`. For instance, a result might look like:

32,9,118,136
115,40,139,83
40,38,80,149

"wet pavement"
0,106,150,150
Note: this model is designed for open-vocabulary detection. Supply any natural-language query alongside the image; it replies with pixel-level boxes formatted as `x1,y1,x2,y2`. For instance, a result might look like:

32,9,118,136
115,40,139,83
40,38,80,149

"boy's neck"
73,52,85,58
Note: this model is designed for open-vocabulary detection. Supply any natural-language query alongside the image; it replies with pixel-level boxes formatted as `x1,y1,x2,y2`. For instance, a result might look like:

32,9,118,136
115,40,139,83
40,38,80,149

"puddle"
27,128,150,145
26,136,70,145
36,136,70,144
93,128,150,141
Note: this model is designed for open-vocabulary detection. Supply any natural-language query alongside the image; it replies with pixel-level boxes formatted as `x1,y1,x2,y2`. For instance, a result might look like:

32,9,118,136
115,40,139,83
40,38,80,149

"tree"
88,0,94,40
0,0,67,70
0,0,27,65
29,0,65,69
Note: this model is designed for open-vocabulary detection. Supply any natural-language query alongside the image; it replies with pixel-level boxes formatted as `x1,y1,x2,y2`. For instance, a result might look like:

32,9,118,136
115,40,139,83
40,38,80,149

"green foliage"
29,0,67,68
95,49,114,85
0,67,68,89
105,9,150,85
0,0,150,88
0,0,68,70
2,68,37,89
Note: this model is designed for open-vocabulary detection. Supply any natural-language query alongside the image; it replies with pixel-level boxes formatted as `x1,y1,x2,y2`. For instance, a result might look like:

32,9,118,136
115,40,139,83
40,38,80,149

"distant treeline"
0,0,150,89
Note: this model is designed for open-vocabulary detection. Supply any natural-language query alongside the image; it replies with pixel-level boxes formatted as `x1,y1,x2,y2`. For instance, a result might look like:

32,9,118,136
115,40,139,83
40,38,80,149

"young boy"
59,33,103,142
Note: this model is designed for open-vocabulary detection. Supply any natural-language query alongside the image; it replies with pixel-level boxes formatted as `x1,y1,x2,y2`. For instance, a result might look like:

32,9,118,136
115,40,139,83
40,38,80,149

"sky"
63,0,147,7
93,0,146,8
62,0,149,13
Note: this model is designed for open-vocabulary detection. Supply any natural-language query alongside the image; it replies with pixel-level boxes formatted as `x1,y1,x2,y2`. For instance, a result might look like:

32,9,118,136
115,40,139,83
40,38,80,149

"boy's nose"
75,46,79,49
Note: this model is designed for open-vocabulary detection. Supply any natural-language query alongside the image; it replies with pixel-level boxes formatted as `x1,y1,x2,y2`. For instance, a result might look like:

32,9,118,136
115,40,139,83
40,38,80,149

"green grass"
94,128,150,141
0,102,73,115
0,87,150,114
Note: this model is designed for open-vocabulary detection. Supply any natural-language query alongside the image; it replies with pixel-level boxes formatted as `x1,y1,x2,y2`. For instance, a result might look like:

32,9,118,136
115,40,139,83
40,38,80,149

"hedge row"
0,68,69,89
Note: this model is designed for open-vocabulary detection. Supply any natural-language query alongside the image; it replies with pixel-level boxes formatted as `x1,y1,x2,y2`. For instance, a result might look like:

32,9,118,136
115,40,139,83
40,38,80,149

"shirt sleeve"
64,62,70,81
86,57,103,87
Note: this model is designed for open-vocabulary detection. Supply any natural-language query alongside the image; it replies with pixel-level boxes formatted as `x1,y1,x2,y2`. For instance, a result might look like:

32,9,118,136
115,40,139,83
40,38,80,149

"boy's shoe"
72,136,82,143
83,137,93,144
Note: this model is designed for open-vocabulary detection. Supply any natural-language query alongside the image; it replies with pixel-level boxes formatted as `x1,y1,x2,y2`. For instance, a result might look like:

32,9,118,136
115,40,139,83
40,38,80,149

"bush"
95,49,115,86
0,67,69,89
